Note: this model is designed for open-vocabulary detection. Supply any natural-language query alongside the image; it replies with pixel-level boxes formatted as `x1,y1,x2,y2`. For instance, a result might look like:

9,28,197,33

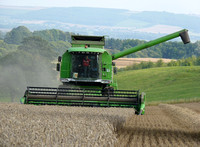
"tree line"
119,56,200,72
1,26,200,60
1,26,72,56
105,38,200,59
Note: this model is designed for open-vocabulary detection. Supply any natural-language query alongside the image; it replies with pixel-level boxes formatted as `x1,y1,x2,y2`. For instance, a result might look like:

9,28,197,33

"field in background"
0,102,199,146
115,66,200,104
114,58,174,68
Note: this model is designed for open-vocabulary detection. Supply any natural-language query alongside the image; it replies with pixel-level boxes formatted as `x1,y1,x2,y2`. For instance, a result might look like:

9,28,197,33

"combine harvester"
20,29,190,115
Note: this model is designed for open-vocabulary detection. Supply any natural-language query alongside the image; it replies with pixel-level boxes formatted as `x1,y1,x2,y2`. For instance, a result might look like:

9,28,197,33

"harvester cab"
21,29,190,115
57,35,116,90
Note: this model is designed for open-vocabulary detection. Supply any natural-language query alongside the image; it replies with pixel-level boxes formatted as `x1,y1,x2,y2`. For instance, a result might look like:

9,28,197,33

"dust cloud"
0,56,60,102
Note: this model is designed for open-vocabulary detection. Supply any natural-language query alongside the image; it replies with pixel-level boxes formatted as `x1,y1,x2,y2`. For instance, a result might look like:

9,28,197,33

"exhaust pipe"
180,30,190,44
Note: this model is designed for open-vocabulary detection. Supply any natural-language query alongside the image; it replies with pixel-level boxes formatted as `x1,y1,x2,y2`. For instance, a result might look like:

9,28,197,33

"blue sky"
1,0,200,14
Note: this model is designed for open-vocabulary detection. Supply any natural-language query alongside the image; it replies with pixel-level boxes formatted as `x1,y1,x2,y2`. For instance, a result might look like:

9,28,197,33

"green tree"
146,61,154,68
167,60,178,66
0,40,17,58
50,41,71,55
4,26,32,45
156,59,164,67
18,36,57,60
194,41,200,57
0,31,5,40
196,56,200,65
33,29,71,42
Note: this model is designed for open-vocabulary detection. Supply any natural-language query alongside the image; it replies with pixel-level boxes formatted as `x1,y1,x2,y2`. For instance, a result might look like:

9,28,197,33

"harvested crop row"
160,104,200,130
175,102,200,114
115,104,200,147
0,103,133,146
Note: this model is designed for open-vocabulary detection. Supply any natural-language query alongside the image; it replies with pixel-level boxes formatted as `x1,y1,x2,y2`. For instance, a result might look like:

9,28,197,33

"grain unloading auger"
20,29,190,115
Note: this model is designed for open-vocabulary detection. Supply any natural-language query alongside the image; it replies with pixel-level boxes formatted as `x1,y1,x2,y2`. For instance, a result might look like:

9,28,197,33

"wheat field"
0,102,199,146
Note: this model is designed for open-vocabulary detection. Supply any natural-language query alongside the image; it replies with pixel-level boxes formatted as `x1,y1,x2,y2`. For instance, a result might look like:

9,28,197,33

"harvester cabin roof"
71,35,105,47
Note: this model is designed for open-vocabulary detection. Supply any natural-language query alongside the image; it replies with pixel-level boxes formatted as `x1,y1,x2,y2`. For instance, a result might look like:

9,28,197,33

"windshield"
71,53,100,79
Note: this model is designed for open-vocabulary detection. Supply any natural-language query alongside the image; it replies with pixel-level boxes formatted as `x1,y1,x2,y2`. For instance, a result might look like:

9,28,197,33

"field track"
0,102,199,146
175,102,200,114
116,103,200,146
114,58,174,68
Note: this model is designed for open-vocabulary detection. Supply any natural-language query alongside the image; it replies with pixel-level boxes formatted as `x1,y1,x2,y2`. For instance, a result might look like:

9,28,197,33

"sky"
1,0,200,15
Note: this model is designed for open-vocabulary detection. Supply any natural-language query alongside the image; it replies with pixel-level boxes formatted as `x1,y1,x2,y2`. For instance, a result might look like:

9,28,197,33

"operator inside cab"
71,54,99,79
83,56,91,77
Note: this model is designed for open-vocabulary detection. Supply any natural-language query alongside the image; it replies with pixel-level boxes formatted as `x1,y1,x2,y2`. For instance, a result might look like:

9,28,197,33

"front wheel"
135,108,145,115
101,87,114,96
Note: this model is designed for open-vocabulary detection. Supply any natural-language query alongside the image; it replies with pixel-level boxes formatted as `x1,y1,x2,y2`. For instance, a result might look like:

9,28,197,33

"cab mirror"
58,56,62,62
56,63,60,71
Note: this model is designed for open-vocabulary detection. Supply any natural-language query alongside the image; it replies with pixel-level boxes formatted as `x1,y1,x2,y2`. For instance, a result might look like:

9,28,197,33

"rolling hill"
115,66,200,103
0,6,200,41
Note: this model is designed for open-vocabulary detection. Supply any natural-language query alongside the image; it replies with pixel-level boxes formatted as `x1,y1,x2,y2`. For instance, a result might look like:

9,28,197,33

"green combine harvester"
20,29,190,115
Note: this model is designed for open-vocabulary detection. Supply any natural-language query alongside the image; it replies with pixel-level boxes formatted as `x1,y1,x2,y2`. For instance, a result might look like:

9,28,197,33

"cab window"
71,53,99,79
